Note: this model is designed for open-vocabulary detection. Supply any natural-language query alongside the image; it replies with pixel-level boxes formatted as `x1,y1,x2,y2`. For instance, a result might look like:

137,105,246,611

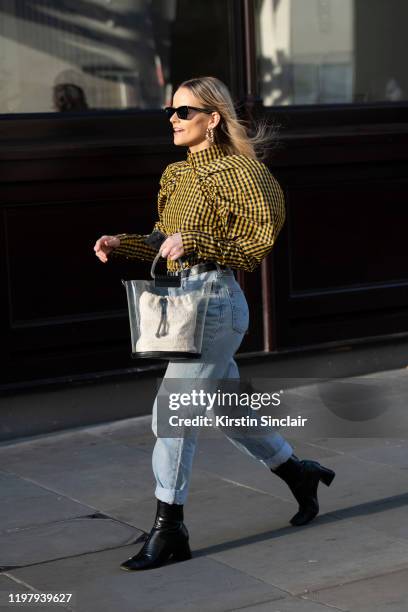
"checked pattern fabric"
111,143,286,273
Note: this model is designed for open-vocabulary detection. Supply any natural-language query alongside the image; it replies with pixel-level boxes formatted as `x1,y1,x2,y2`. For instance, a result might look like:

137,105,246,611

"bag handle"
150,250,185,279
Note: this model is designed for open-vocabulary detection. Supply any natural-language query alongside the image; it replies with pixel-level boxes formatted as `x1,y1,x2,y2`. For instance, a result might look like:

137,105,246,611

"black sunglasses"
164,105,216,120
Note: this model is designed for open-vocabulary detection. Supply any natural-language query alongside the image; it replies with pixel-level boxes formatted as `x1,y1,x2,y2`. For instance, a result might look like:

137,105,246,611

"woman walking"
94,76,335,571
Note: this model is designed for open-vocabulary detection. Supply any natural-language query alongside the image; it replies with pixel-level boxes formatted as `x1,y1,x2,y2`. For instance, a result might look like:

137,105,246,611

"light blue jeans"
151,265,293,504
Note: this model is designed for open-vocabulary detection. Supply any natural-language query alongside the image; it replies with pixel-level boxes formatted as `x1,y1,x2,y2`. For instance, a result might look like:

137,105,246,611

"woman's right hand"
94,234,121,263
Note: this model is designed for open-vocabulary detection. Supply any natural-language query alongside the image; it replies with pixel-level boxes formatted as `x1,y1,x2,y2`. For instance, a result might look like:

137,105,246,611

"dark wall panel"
269,111,408,349
289,175,408,291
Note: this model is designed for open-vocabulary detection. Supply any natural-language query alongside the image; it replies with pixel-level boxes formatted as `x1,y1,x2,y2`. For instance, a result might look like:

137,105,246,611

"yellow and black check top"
111,143,286,272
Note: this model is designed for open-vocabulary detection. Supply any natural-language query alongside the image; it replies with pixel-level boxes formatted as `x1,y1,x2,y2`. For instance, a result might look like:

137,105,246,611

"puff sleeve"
109,164,175,261
180,161,286,272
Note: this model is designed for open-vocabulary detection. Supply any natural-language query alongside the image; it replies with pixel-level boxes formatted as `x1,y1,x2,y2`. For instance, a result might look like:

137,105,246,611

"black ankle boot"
271,454,335,526
120,500,192,571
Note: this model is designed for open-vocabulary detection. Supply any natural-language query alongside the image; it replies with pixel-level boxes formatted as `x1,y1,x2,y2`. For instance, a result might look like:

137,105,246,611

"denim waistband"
180,266,238,289
171,261,227,277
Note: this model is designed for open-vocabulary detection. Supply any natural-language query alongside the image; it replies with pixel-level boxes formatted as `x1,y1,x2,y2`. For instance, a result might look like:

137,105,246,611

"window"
0,0,232,114
256,0,407,105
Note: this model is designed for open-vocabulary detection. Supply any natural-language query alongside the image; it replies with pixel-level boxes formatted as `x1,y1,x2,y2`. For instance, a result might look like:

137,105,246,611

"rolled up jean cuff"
155,485,187,506
261,441,293,470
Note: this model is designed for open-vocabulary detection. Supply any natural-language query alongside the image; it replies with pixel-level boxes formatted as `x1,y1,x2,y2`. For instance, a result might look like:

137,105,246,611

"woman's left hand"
160,233,185,260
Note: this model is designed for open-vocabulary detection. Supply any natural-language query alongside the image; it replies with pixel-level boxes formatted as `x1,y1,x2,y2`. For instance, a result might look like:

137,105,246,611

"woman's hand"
160,232,185,260
94,234,121,263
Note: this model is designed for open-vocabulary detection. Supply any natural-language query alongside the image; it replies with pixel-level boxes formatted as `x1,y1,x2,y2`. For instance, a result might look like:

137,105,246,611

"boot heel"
172,540,192,562
319,466,335,486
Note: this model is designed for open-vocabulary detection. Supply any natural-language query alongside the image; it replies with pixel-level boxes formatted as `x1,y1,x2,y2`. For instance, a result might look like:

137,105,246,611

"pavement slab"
5,550,288,612
85,414,155,450
328,492,408,542
0,516,142,569
307,567,408,612
0,471,93,533
0,431,148,477
308,436,408,454
208,518,408,596
229,596,347,611
335,441,408,468
0,574,74,612
0,429,239,518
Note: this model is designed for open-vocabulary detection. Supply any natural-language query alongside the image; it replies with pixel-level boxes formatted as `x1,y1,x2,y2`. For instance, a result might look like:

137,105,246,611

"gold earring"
206,127,214,144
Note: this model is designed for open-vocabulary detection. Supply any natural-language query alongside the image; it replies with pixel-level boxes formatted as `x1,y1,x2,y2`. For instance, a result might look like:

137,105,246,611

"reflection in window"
256,0,407,105
0,0,230,114
0,0,179,113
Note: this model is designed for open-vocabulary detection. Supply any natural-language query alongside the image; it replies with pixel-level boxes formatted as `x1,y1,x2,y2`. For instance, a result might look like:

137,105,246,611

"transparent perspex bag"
121,252,214,359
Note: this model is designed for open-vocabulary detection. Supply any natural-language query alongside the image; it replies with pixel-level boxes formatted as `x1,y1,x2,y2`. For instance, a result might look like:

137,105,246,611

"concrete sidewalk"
1,368,408,611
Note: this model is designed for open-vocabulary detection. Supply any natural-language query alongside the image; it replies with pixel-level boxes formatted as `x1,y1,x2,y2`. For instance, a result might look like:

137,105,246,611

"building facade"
1,0,408,389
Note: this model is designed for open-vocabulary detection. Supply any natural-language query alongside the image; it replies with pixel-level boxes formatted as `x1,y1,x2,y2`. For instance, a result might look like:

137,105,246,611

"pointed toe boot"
120,500,192,571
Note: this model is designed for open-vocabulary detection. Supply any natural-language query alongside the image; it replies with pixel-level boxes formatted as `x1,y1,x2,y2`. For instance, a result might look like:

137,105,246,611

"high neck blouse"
111,143,285,273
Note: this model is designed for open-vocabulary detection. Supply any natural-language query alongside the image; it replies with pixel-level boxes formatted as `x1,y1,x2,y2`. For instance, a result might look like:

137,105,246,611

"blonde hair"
177,76,279,161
